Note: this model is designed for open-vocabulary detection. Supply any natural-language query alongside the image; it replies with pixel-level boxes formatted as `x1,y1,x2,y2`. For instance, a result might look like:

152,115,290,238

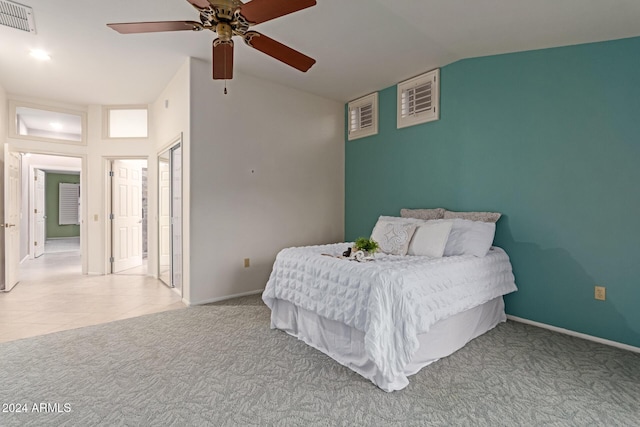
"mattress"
263,243,517,391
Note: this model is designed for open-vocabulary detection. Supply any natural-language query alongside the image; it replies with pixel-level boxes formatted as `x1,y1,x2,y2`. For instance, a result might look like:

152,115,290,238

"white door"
34,169,46,258
111,160,143,273
3,148,21,291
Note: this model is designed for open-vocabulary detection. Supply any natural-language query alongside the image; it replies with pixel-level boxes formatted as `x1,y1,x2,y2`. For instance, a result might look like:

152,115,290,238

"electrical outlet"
594,286,606,301
244,258,250,268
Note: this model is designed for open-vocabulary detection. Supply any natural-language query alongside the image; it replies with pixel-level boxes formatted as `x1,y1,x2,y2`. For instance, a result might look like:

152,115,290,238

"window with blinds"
397,69,439,129
59,183,80,225
348,92,378,140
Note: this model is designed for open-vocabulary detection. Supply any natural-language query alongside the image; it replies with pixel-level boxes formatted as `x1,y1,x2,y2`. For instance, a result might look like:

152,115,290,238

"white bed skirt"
271,297,506,391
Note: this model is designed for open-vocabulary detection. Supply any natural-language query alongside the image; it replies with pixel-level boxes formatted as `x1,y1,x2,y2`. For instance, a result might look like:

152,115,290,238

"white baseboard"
507,315,640,354
186,289,264,307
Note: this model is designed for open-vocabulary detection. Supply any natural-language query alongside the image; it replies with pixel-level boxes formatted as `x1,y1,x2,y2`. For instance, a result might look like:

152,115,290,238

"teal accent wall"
45,173,80,238
345,36,640,348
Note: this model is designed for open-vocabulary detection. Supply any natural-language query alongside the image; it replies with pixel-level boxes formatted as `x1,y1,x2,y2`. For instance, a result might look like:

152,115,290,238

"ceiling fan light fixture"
107,0,317,82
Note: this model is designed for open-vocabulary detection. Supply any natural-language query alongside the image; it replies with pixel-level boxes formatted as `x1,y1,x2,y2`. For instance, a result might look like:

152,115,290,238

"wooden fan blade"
212,39,234,80
243,31,315,72
107,21,202,34
239,0,316,25
185,0,211,9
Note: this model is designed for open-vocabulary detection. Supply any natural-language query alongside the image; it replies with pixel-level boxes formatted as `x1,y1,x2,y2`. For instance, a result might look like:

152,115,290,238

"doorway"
8,153,84,290
108,159,148,275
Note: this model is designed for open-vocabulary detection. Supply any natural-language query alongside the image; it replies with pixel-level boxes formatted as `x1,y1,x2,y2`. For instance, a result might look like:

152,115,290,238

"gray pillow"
400,208,446,221
443,210,501,223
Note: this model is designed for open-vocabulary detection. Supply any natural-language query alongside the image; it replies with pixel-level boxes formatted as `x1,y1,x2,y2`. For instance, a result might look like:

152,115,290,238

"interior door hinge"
109,213,114,220
109,257,114,263
34,208,37,214
109,170,114,177
34,241,38,246
34,175,37,181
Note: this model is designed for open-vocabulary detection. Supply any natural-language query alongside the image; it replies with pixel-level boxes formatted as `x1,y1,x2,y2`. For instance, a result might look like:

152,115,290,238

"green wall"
345,36,640,348
45,172,80,238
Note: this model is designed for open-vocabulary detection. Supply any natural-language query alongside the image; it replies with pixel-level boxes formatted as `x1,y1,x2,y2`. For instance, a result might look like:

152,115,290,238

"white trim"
185,289,264,307
507,315,640,354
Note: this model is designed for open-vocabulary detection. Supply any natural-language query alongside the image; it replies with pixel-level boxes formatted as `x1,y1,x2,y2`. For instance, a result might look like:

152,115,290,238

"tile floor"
0,248,185,343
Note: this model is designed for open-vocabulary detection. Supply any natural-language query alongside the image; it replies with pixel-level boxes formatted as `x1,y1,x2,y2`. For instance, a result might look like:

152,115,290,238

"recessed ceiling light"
29,49,51,61
50,122,63,131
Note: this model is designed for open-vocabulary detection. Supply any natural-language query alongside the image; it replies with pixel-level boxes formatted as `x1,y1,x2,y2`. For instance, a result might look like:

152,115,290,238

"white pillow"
443,219,496,257
407,221,453,257
370,219,417,256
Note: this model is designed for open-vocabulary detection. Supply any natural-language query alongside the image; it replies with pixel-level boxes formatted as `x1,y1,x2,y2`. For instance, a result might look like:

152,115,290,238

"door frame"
103,156,148,275
9,149,88,276
28,163,81,260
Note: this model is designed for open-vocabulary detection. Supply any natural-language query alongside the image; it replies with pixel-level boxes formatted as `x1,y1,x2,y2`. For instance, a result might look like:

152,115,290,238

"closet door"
170,145,182,294
158,152,171,286
157,143,182,295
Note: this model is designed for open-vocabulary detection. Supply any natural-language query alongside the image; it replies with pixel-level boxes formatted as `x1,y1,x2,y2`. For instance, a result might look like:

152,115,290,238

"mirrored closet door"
158,143,182,294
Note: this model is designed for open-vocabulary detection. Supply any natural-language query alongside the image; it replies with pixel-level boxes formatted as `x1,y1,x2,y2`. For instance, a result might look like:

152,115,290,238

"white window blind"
348,92,378,140
397,69,440,129
402,83,432,117
59,183,80,225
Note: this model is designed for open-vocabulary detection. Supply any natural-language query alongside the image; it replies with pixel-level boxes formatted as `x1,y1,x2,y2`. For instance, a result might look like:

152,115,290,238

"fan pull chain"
223,46,228,95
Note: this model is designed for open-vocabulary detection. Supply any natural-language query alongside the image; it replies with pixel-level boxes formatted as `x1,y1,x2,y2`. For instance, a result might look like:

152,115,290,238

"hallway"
0,250,184,343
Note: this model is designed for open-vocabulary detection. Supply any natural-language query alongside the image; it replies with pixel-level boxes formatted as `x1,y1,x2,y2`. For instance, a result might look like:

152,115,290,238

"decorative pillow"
443,219,496,257
443,210,501,223
370,220,417,256
400,208,446,221
377,215,425,224
407,220,453,258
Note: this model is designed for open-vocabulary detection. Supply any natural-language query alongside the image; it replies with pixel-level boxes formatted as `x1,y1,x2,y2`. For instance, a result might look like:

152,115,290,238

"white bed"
262,242,517,391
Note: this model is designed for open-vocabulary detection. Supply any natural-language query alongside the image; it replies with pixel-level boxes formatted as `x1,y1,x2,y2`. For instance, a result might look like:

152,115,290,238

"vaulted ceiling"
2,0,640,105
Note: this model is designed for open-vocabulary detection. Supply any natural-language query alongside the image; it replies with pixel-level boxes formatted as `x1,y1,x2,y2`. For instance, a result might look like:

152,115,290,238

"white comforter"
262,243,517,386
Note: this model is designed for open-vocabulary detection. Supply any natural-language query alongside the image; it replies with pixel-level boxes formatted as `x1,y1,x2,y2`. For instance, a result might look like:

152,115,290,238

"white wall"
188,58,344,305
150,59,190,298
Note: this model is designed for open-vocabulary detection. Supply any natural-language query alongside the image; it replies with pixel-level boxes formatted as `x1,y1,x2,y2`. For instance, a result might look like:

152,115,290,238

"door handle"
1,223,16,228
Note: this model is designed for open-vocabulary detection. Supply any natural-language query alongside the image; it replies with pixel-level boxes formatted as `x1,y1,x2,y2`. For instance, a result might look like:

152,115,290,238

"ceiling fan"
107,0,316,81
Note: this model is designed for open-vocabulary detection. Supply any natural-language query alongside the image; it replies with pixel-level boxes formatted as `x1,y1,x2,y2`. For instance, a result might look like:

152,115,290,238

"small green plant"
354,237,379,254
